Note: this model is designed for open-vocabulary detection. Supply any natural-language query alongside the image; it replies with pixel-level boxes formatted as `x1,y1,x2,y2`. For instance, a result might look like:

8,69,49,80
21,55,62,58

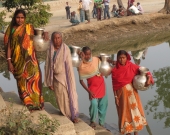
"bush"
0,103,59,135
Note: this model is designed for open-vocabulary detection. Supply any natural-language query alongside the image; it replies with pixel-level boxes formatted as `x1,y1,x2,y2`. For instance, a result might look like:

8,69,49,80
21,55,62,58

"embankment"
62,13,170,54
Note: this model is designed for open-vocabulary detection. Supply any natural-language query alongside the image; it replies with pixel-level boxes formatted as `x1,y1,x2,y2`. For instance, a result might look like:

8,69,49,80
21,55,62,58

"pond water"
0,41,170,135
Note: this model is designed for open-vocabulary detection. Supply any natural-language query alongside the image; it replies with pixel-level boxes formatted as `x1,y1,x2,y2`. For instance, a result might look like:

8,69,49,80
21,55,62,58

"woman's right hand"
49,86,54,91
88,91,95,100
115,97,119,106
8,62,15,73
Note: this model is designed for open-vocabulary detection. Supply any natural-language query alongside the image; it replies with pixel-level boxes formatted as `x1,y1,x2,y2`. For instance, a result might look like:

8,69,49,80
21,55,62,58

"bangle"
7,58,11,60
115,96,118,98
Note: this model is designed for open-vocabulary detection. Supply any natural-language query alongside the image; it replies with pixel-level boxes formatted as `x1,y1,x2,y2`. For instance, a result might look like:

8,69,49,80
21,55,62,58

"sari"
111,53,153,134
4,23,44,110
44,42,79,121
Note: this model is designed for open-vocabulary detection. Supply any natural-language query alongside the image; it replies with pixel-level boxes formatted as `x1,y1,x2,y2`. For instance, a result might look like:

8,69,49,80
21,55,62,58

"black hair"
11,9,26,27
82,46,91,53
117,50,128,58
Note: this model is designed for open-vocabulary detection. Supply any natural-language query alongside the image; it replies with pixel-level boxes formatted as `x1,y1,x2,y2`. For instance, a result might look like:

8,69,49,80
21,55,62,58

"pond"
0,39,170,135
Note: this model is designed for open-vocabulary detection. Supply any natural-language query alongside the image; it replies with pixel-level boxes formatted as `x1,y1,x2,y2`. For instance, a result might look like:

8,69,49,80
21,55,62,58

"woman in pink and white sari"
44,32,79,123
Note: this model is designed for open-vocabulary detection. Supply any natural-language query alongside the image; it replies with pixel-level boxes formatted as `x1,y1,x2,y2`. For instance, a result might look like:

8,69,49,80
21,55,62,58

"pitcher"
33,28,50,51
99,53,112,77
70,45,81,67
133,66,149,91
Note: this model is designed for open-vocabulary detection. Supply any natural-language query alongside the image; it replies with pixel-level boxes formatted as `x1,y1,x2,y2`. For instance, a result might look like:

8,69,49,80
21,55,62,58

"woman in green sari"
4,9,46,111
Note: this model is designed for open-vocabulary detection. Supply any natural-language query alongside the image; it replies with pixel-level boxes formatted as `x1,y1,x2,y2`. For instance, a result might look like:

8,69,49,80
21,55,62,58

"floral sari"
4,23,44,110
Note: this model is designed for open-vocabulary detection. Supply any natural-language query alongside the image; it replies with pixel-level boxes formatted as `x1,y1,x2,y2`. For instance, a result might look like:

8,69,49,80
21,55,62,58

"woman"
78,46,108,128
44,32,79,123
4,9,45,111
111,50,153,135
127,0,135,16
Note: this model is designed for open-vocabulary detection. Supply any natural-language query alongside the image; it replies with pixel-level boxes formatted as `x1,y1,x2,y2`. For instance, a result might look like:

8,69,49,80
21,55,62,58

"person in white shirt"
137,2,143,14
82,0,92,23
103,0,110,19
128,3,140,15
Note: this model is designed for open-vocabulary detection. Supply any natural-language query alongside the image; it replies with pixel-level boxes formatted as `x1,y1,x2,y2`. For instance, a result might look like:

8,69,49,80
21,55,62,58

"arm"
113,89,119,106
6,41,15,73
79,80,95,100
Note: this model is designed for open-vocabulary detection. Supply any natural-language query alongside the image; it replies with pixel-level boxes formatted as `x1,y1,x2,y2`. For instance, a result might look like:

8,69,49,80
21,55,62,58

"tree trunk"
117,0,126,10
159,0,170,13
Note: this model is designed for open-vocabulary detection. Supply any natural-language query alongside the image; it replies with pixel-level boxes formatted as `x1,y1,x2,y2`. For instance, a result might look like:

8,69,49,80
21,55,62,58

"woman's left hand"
42,32,49,41
145,75,151,87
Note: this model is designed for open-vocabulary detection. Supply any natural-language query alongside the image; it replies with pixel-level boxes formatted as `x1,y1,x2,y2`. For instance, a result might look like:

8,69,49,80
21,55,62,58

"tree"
159,0,170,13
2,0,52,28
117,0,125,10
145,67,170,128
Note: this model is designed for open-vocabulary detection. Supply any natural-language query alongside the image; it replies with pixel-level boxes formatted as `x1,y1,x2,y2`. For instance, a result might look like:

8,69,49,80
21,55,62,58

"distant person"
127,0,135,16
103,0,110,19
95,0,103,21
116,5,125,17
70,11,80,25
92,3,97,18
129,3,141,15
137,2,144,14
78,0,85,22
111,4,118,17
65,2,71,19
82,0,92,23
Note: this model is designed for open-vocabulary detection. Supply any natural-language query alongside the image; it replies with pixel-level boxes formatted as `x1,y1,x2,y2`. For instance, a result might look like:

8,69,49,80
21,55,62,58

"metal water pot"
99,53,112,77
33,28,50,51
133,66,149,91
70,45,81,67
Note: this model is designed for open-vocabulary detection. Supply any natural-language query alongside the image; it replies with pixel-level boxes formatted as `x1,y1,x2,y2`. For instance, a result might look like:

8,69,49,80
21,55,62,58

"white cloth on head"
129,5,140,14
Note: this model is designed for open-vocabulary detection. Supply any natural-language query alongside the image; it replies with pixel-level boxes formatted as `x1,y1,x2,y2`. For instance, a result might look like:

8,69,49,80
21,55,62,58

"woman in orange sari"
111,50,154,135
4,9,45,111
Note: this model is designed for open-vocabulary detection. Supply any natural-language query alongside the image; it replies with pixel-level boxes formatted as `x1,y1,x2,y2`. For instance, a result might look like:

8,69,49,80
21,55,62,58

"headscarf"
112,51,139,91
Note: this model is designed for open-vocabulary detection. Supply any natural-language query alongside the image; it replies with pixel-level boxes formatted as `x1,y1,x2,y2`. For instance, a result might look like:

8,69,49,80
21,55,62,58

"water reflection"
1,35,170,135
145,66,170,128
131,48,148,65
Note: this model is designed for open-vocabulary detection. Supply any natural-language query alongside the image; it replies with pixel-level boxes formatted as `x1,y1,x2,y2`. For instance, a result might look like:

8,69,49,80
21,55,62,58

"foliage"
26,3,52,28
0,10,9,33
2,0,53,28
42,85,58,108
145,67,170,128
0,103,59,135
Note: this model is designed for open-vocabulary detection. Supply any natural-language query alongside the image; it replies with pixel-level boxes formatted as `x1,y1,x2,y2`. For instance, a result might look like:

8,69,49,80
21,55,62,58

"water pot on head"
70,45,81,67
133,66,149,91
33,28,50,52
99,53,112,77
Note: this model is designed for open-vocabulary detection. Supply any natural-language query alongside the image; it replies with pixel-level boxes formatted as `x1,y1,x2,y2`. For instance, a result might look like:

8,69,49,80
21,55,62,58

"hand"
88,91,95,100
79,51,85,59
115,97,119,106
42,32,49,41
8,62,15,73
145,75,151,87
49,86,54,90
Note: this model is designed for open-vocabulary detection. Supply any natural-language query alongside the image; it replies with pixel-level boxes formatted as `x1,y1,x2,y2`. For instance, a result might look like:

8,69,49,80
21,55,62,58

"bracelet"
7,58,11,60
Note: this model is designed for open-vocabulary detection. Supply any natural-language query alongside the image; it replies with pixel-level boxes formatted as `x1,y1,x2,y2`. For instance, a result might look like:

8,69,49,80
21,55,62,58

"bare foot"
72,118,79,123
90,122,96,129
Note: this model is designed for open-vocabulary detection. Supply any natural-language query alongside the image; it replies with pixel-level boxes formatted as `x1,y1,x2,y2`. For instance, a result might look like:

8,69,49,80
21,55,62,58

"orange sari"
4,24,44,110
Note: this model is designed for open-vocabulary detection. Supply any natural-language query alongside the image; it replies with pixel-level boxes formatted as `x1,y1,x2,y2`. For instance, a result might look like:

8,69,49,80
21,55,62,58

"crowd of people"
66,0,144,25
4,6,153,135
